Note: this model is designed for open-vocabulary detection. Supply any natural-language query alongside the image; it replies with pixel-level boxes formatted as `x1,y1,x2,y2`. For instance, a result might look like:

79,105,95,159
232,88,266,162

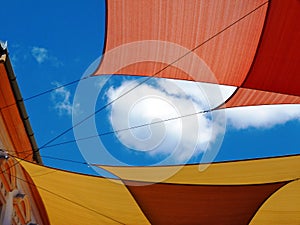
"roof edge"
0,46,43,165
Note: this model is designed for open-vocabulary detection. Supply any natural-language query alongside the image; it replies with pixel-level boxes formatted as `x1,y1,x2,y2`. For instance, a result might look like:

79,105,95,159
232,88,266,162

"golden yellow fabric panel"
249,180,300,225
100,155,300,185
19,160,150,225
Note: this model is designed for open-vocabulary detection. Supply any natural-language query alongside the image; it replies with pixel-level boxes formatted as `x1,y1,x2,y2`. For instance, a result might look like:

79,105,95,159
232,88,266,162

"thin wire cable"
38,0,268,151
0,1,268,113
41,108,210,150
25,76,91,101
39,155,92,166
0,75,91,110
1,1,268,172
10,108,210,156
5,152,91,166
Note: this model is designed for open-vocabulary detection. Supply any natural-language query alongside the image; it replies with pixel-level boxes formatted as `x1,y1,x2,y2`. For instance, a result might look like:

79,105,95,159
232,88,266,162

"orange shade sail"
95,0,300,108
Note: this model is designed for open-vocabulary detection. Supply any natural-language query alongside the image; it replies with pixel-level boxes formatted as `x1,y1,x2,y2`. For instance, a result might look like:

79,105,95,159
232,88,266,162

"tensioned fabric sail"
18,160,150,225
17,155,300,224
100,155,300,185
10,1,300,224
99,155,300,225
94,0,300,108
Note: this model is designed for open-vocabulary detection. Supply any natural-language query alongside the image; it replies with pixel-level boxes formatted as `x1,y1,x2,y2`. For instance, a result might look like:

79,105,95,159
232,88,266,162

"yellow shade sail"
19,160,150,225
249,179,300,225
100,155,300,185
98,155,300,225
18,156,300,225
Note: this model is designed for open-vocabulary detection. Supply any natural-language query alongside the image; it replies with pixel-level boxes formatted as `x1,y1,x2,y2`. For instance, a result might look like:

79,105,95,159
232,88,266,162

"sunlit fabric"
249,180,300,225
100,155,300,224
95,0,300,107
100,155,300,185
19,156,300,225
19,160,150,225
97,0,267,85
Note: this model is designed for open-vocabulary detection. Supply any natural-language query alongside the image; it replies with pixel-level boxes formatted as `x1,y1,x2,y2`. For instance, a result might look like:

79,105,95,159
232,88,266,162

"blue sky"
1,1,300,176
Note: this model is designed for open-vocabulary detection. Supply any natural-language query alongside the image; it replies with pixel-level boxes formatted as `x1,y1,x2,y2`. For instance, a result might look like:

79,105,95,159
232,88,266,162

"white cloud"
156,79,236,109
31,47,48,64
31,46,62,66
106,79,227,163
106,78,300,163
226,104,300,129
51,82,78,116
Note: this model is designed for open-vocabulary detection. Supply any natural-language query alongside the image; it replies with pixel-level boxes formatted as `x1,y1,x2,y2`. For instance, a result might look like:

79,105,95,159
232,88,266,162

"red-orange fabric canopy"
95,0,300,108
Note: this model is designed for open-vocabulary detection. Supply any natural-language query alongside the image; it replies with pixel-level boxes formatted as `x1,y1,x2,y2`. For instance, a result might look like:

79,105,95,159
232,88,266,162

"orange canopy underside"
95,0,300,108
